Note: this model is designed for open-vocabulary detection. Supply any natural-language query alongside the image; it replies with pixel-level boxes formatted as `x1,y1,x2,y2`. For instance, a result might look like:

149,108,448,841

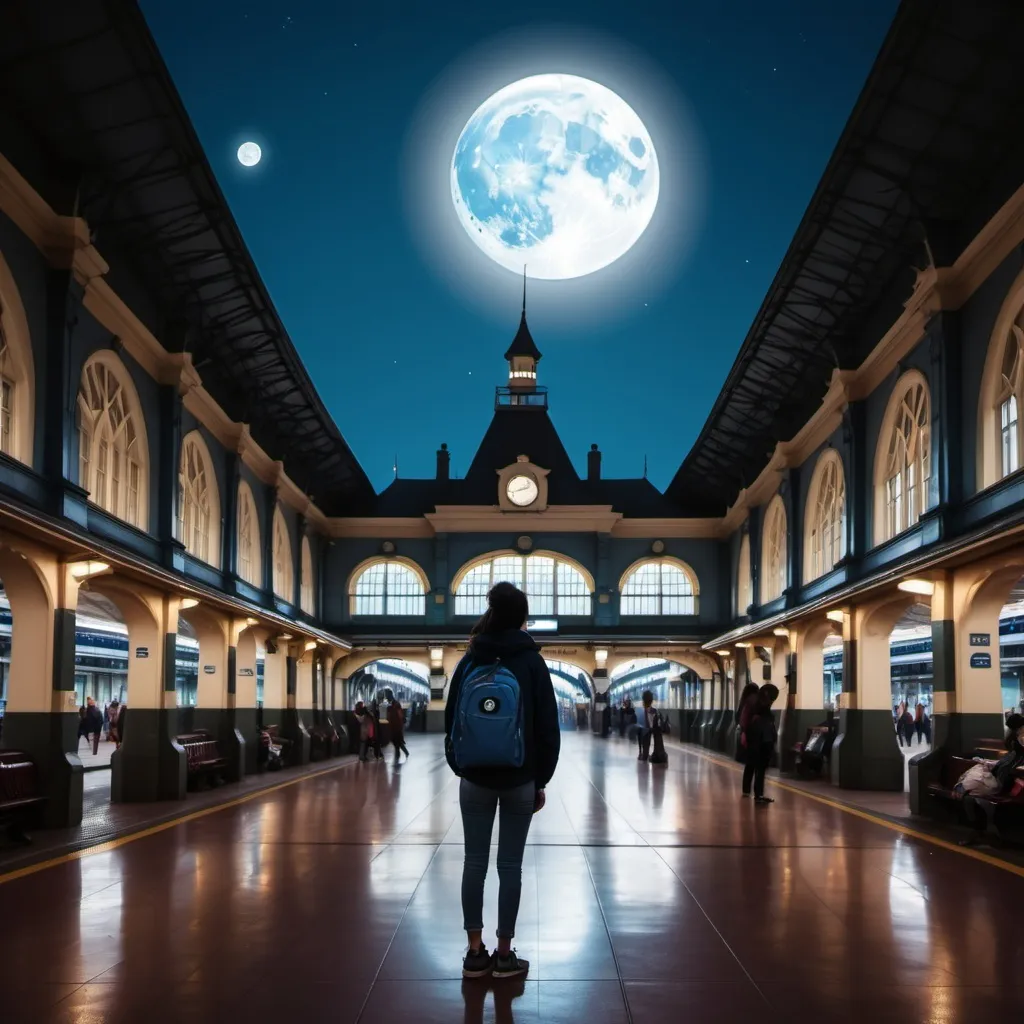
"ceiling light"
69,560,109,579
430,647,444,661
277,633,293,641
735,641,752,649
304,640,317,651
898,578,935,596
245,617,259,626
715,649,731,656
180,598,199,610
773,627,789,637
825,609,845,623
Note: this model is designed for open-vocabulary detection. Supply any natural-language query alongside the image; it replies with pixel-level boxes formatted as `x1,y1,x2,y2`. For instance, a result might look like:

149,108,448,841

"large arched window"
272,505,294,602
874,370,931,544
76,352,149,529
804,449,846,582
760,496,787,603
998,325,1023,477
452,551,593,617
619,558,699,615
177,431,221,567
236,481,261,586
0,254,34,466
300,535,315,615
736,532,752,616
350,558,428,616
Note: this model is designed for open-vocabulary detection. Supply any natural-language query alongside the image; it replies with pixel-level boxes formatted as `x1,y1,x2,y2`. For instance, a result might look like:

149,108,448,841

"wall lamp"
715,649,731,657
304,640,317,652
773,627,790,637
735,642,752,649
429,647,444,662
594,648,609,668
898,578,935,596
825,609,845,623
69,560,109,579
245,617,259,626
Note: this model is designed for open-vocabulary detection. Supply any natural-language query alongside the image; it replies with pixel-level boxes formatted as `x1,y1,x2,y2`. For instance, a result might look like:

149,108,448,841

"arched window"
736,532,752,616
272,505,294,602
0,254,34,466
452,552,593,617
760,496,787,603
76,353,149,529
619,558,699,616
804,449,846,582
875,371,931,543
998,324,1023,477
350,559,428,616
177,431,220,567
300,535,315,615
236,481,261,586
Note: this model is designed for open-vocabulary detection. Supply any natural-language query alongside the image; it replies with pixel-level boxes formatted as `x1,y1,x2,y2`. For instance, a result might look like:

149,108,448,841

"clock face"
506,474,539,507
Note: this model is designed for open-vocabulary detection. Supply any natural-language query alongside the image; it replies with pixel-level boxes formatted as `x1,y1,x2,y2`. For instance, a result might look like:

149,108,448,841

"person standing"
746,684,780,805
445,581,560,982
737,681,760,778
369,696,384,760
637,690,657,761
386,690,409,763
354,701,374,762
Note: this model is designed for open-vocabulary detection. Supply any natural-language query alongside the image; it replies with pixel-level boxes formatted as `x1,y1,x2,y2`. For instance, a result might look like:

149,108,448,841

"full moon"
237,141,262,167
451,74,659,280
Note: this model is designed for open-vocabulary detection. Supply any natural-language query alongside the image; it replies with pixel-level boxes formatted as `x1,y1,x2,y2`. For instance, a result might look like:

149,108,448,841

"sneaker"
492,949,529,979
754,796,774,805
462,945,493,978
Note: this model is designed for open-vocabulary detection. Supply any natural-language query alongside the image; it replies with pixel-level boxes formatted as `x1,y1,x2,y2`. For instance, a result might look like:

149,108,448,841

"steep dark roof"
375,406,686,518
667,0,1024,516
504,313,543,362
0,0,376,515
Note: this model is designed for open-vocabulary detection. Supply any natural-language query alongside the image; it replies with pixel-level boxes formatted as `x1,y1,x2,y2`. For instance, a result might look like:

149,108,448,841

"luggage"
450,660,524,770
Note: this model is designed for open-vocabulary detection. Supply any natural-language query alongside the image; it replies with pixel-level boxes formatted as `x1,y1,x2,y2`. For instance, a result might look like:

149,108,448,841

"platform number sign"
969,633,991,647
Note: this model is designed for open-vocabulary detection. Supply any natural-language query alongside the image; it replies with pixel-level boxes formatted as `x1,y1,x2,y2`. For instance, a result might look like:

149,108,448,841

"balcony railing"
495,386,548,410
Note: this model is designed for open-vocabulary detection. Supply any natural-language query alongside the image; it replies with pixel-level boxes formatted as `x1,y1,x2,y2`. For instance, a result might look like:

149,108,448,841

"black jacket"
445,628,560,790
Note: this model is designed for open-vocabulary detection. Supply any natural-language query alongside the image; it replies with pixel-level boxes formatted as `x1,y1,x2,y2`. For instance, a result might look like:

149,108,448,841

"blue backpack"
451,659,525,770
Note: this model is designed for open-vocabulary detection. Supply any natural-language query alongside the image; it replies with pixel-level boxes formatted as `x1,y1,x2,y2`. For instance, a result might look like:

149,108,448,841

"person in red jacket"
385,689,409,764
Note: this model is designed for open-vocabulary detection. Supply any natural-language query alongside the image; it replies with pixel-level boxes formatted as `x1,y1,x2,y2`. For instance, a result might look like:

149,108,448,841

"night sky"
140,0,898,495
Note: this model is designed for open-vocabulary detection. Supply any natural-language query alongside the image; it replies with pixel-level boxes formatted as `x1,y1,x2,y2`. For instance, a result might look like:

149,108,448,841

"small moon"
237,141,262,167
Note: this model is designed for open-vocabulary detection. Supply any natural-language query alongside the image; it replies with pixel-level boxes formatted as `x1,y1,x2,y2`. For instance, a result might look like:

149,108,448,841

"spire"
504,268,542,363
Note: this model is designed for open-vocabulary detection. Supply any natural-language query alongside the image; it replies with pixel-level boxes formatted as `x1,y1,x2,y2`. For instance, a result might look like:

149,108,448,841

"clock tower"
503,271,543,403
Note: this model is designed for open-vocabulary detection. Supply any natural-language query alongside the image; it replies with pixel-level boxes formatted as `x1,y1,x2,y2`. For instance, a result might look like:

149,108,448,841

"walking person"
445,581,560,982
369,695,384,760
637,690,657,761
746,684,780,805
385,689,409,763
83,697,103,755
354,701,374,761
914,702,925,744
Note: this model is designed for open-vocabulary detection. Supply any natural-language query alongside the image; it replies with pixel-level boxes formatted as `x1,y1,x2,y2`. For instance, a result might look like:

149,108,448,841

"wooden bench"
176,731,228,789
0,749,47,843
926,752,1024,840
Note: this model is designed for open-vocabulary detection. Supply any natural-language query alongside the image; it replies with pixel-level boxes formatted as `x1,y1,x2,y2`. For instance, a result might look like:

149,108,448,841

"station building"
2,0,1024,835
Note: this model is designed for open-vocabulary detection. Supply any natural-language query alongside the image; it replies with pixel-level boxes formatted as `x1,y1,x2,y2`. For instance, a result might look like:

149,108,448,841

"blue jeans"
459,778,535,939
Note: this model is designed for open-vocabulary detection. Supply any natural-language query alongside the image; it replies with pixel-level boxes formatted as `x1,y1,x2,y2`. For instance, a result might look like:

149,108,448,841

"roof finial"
522,265,527,320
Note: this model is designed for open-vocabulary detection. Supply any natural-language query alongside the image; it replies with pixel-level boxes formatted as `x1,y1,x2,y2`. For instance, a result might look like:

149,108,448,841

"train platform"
1,733,1020,1024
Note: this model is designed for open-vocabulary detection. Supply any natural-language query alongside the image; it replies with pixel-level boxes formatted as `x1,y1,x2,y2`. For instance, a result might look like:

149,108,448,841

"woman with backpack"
445,581,560,982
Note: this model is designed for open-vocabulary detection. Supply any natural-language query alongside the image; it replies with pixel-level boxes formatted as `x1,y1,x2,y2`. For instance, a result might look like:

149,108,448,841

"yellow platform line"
678,743,1024,880
0,758,357,886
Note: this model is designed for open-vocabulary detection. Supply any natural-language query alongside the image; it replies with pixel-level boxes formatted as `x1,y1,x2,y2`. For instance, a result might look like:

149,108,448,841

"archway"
348,658,432,736
545,659,594,731
888,602,933,790
999,579,1024,717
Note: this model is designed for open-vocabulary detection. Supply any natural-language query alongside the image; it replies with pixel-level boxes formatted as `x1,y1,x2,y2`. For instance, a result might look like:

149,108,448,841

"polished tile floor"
2,733,1020,1023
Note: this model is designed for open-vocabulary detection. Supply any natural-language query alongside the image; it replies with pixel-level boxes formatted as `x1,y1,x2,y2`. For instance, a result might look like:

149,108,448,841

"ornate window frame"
236,481,262,586
300,535,315,615
803,448,846,583
272,504,294,602
0,252,34,466
76,351,150,529
760,496,788,603
618,557,699,616
348,557,429,616
177,430,221,567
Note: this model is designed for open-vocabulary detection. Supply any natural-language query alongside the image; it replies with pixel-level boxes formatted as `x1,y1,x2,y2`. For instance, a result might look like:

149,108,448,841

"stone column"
831,599,905,791
106,583,187,802
781,621,835,772
233,624,260,775
281,644,311,764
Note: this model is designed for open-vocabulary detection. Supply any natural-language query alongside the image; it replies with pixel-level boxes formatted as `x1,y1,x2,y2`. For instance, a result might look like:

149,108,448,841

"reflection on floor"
2,732,1021,1023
